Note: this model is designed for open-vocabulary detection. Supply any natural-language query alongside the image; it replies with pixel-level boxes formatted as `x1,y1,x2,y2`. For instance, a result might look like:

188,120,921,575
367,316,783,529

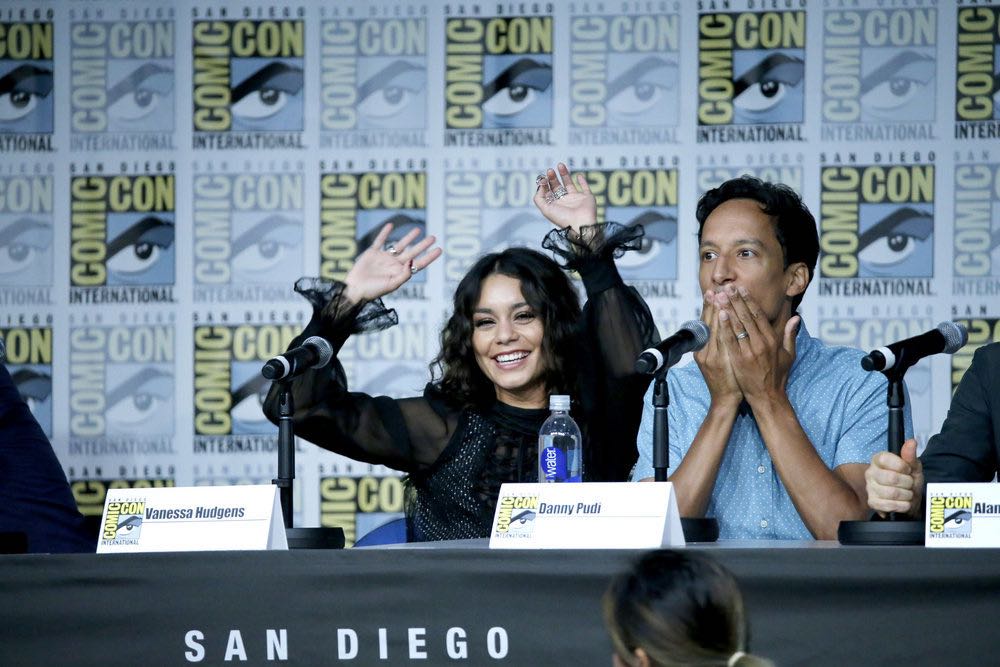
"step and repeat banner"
0,0,998,543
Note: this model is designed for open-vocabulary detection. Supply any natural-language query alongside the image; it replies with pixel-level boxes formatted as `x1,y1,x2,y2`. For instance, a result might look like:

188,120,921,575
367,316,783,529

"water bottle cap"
549,394,570,411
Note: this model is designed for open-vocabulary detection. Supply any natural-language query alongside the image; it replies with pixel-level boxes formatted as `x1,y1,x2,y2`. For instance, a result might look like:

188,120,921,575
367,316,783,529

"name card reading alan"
97,484,287,553
489,482,683,549
926,483,1000,548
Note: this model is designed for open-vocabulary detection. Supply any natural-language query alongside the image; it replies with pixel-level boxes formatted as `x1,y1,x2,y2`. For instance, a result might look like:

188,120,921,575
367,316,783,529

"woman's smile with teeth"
495,351,529,366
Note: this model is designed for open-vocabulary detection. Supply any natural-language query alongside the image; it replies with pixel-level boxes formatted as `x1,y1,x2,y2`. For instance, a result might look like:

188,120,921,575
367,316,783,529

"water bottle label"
540,444,568,482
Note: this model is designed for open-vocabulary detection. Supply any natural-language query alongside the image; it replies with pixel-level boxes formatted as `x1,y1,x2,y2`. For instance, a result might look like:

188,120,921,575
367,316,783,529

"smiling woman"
262,163,658,542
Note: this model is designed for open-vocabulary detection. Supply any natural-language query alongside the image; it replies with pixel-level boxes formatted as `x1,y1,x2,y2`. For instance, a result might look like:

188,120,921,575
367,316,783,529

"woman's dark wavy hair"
430,247,581,407
696,176,819,313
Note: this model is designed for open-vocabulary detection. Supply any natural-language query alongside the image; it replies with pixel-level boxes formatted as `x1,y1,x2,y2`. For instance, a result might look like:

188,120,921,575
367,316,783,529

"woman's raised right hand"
343,223,441,303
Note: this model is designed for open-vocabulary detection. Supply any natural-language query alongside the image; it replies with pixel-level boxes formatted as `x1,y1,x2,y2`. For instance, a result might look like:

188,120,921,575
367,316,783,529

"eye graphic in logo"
860,50,935,123
12,367,52,434
0,63,53,132
106,62,174,131
606,55,678,127
481,210,549,254
357,59,426,129
732,52,804,124
116,513,143,538
357,212,427,282
611,208,678,281
482,57,552,128
0,217,52,285
106,214,175,285
360,365,427,398
945,509,972,528
231,364,270,434
105,366,174,436
857,206,933,277
230,60,304,131
231,213,303,284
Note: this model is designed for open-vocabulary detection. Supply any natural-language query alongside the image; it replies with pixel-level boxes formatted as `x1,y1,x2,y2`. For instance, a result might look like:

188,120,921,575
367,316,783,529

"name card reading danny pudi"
97,484,287,553
489,482,683,549
925,483,1000,548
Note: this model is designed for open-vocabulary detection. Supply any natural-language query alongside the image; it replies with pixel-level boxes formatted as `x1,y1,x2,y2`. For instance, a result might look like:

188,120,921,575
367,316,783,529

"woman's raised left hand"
532,162,597,238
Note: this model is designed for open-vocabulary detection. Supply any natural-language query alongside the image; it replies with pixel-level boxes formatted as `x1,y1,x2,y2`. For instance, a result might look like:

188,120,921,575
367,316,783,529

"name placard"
489,482,683,549
96,484,287,553
925,483,1000,548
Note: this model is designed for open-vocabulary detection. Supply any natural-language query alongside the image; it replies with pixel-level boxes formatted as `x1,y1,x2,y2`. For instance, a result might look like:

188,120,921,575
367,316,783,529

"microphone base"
837,518,923,546
285,527,345,550
681,517,719,543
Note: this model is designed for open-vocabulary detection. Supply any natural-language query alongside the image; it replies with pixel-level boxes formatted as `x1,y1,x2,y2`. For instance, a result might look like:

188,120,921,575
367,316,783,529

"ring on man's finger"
735,330,749,341
386,245,399,255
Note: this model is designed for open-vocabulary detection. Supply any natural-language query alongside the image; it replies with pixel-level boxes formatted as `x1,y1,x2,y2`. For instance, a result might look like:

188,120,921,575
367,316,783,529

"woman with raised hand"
263,163,657,541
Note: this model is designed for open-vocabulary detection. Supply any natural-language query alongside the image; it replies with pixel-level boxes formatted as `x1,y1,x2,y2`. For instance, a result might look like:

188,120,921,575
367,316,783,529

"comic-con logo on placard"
0,11,54,152
955,6,1000,140
100,498,146,546
192,8,305,150
319,5,428,149
821,6,937,141
319,159,428,300
444,11,554,147
69,470,174,522
951,315,1000,393
320,470,405,546
928,495,973,538
68,163,176,306
697,8,805,143
494,495,539,538
0,168,54,306
0,319,52,435
953,153,1000,297
68,313,176,459
69,8,176,152
817,154,936,298
568,9,680,146
192,315,304,454
192,162,304,304
816,305,935,437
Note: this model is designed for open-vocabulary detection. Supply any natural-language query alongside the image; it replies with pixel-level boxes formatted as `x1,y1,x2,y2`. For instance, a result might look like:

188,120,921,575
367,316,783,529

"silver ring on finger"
410,264,420,275
544,193,556,204
386,245,399,256
735,330,749,341
552,185,568,199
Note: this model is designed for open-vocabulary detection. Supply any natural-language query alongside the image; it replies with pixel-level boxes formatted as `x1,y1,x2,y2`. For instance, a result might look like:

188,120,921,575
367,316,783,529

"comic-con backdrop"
1,0,998,544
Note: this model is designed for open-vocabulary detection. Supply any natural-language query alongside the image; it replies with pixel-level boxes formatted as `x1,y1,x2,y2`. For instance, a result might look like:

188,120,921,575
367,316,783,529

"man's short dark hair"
696,176,819,312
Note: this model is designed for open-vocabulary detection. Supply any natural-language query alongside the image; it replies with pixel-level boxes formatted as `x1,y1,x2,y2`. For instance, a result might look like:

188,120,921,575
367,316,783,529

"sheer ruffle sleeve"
558,222,659,482
261,278,457,473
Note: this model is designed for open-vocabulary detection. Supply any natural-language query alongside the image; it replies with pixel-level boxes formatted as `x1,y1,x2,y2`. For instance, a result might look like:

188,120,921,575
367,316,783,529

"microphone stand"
838,361,924,545
652,368,719,543
271,380,344,549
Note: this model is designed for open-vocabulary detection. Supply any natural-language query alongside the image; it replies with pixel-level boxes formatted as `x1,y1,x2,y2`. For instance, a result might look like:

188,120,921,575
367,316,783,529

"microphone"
635,320,710,375
861,322,968,372
261,336,334,381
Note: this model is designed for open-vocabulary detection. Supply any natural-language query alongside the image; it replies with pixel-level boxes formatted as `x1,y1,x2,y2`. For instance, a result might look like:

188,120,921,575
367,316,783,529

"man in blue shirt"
632,177,910,540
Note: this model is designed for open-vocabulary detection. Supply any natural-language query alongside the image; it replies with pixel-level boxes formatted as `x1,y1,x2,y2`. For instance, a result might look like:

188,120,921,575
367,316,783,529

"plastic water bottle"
538,394,583,483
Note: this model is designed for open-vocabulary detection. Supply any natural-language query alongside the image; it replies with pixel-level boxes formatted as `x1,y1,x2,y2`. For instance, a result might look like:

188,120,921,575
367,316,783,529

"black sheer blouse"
263,223,658,541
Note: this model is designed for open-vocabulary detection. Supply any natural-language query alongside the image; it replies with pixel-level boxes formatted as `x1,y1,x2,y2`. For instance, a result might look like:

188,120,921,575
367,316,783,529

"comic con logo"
819,164,934,279
319,169,426,284
444,16,553,143
697,163,803,198
192,19,304,132
102,499,145,544
193,324,297,438
953,161,1000,280
0,326,52,435
69,171,176,287
928,495,973,538
955,7,1000,137
69,17,175,134
320,475,405,546
72,476,174,521
951,318,999,393
697,11,805,138
0,19,53,136
320,17,427,132
0,174,52,286
192,171,303,288
821,8,936,125
569,13,679,135
495,495,538,536
69,323,175,440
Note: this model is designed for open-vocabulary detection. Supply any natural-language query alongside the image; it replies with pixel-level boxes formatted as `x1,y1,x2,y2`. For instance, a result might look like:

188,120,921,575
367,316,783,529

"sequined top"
263,223,657,541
